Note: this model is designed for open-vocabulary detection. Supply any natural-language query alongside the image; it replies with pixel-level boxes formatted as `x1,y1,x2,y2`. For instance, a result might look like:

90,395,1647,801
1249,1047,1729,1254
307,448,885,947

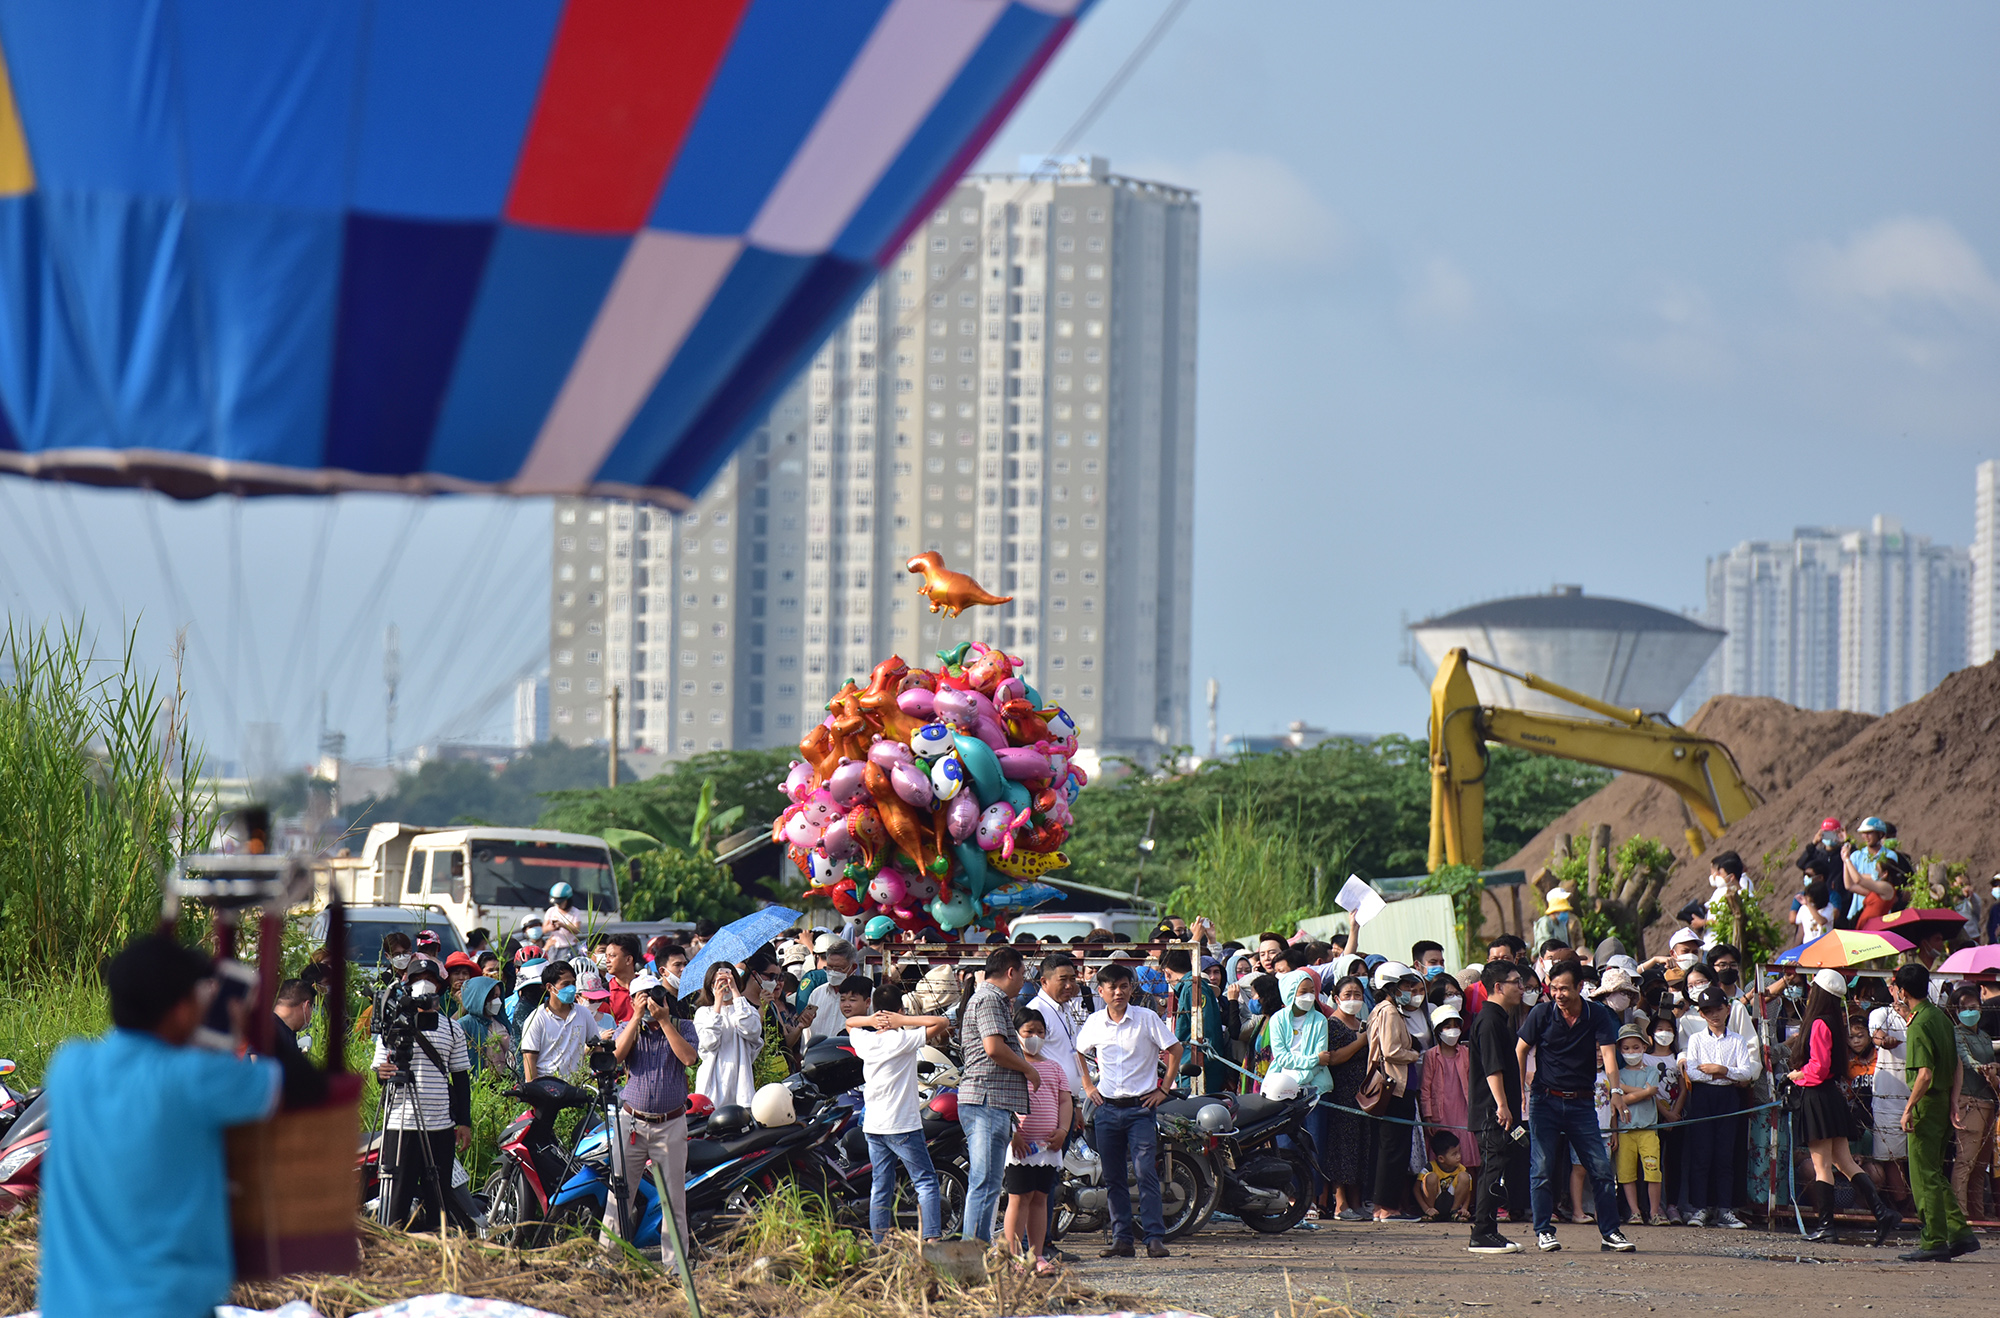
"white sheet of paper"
1336,875,1388,925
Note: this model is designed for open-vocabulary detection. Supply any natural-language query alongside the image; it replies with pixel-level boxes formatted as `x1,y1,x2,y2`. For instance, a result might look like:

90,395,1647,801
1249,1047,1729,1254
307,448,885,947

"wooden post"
1181,941,1205,1096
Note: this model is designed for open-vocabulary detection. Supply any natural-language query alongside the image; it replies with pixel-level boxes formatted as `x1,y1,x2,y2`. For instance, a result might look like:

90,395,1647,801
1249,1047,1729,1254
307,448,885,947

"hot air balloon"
0,0,1092,505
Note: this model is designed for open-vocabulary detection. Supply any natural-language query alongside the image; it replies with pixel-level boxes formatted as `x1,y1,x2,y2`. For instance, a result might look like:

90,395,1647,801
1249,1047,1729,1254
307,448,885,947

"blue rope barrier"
1196,1048,1781,1131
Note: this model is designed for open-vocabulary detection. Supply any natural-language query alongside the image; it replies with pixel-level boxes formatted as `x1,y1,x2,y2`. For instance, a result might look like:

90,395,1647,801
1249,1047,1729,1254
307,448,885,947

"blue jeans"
1528,1090,1620,1237
1092,1102,1167,1244
958,1102,1014,1243
866,1130,942,1242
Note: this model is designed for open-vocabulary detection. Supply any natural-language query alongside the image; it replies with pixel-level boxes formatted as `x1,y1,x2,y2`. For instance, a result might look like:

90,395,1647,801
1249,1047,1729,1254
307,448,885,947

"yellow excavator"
1427,647,1761,871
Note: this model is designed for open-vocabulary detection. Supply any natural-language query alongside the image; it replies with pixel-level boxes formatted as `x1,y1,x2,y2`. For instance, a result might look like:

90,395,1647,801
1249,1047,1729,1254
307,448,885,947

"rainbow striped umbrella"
1774,928,1914,968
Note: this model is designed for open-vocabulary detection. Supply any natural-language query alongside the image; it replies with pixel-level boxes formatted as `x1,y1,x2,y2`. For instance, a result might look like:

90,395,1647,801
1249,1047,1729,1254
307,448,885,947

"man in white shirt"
520,962,591,1080
1075,962,1182,1259
801,940,859,1044
1028,952,1085,1094
845,986,951,1242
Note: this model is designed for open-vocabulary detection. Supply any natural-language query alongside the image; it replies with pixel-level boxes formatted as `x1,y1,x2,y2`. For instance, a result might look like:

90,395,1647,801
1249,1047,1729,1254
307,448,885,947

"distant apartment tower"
1972,459,2000,664
512,673,549,748
1688,517,1969,716
1837,516,1970,716
547,157,1198,760
1690,530,1844,711
548,401,810,753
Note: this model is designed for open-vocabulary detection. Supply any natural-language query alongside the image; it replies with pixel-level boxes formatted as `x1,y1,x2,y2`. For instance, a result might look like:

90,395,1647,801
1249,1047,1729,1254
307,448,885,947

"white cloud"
1399,255,1476,331
1606,278,1732,385
1792,216,2000,313
1123,151,1346,273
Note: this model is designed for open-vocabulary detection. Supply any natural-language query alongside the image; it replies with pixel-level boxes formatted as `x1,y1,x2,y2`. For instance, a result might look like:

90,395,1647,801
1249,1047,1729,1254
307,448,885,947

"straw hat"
1543,888,1573,914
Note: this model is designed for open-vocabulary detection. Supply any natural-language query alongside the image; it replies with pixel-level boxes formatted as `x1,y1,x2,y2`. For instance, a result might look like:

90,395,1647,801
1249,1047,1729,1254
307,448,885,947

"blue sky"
1,2,1994,767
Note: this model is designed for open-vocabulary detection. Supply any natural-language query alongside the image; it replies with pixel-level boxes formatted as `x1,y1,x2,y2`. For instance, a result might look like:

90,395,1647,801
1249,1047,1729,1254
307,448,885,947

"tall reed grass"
0,620,213,985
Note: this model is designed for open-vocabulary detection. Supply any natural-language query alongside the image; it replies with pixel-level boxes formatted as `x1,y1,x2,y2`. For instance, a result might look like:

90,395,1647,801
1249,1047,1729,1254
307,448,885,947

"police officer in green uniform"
1893,964,1979,1262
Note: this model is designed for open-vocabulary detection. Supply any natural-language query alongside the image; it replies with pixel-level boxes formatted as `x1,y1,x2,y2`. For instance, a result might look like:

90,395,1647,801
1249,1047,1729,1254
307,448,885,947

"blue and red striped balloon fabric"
0,0,1089,504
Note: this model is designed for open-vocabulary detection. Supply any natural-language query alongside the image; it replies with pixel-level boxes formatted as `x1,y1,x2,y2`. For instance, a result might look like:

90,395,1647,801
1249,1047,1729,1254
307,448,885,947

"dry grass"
0,1204,1147,1318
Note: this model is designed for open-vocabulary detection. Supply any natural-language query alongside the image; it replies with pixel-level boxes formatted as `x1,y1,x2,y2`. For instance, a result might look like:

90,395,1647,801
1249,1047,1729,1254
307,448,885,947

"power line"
273,498,340,750
141,492,242,747
0,479,82,616
319,500,428,740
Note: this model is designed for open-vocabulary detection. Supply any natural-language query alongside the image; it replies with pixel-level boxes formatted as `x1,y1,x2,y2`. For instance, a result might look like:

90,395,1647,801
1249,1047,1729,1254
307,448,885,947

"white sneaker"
1717,1210,1748,1229
1688,1209,1713,1228
1536,1231,1562,1252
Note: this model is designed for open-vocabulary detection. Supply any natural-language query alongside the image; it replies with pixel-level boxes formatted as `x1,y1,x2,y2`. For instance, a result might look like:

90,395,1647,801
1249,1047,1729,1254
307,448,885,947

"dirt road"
1065,1217,1996,1318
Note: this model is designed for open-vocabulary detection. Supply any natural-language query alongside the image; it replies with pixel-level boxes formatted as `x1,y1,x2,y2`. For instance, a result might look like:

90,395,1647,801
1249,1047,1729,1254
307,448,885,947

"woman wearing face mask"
1417,1002,1477,1218
456,974,517,1077
1367,963,1425,1220
1674,968,1715,1051
1323,976,1373,1220
693,963,763,1107
1785,969,1898,1242
1242,974,1283,1080
1595,968,1641,1027
1947,985,1998,1222
1269,969,1336,1211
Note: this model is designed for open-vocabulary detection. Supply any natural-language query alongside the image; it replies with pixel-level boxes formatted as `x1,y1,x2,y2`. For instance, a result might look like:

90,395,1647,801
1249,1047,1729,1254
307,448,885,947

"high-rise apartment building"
1837,516,1970,716
1689,529,1844,711
1972,459,2000,665
1686,517,1969,716
548,157,1198,761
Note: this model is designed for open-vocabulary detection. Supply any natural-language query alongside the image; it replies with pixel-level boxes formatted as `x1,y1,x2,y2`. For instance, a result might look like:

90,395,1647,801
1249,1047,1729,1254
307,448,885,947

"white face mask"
662,971,682,992
1521,989,1541,1007
1337,996,1365,1014
1604,994,1630,1013
1620,1049,1645,1065
1686,983,1709,1001
1653,1029,1675,1047
389,954,411,971
1293,994,1317,1013
1439,1028,1462,1046
1443,995,1463,1012
1675,954,1699,971
1020,1034,1044,1056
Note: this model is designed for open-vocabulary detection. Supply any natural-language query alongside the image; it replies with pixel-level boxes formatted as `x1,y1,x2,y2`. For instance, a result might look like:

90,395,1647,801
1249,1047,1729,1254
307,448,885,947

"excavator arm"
1427,647,1760,871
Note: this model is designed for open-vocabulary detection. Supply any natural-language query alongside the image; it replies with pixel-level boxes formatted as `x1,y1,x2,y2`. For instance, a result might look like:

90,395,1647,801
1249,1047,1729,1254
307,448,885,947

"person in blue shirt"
40,934,281,1318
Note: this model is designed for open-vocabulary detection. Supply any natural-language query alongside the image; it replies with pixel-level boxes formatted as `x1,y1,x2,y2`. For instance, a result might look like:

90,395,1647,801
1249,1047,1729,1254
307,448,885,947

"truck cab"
333,823,621,943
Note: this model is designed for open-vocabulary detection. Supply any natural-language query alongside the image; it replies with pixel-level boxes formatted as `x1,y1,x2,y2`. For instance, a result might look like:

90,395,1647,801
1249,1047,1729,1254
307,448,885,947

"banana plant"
688,778,745,857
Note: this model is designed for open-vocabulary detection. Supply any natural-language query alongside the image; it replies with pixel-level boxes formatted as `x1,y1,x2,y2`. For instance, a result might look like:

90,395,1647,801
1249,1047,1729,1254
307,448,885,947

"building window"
559,508,577,524
556,649,573,664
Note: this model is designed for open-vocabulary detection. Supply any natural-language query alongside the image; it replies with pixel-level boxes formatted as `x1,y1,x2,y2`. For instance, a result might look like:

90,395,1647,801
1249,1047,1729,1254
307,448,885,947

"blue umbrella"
678,907,803,999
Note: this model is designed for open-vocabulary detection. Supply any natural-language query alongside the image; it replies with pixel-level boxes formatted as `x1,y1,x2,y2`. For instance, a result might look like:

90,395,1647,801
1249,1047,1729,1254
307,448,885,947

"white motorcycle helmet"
751,1082,798,1128
1261,1071,1302,1102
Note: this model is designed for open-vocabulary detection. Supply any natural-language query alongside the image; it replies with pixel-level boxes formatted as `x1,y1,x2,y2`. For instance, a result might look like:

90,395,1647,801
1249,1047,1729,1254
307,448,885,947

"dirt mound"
1500,662,2000,948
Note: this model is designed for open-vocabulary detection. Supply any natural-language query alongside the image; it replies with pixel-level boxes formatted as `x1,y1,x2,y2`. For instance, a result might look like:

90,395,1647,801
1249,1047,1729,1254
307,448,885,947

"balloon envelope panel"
0,0,1088,502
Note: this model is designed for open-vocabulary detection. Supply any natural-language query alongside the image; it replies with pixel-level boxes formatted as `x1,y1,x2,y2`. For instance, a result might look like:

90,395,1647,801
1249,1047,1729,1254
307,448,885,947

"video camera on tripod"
374,978,443,1085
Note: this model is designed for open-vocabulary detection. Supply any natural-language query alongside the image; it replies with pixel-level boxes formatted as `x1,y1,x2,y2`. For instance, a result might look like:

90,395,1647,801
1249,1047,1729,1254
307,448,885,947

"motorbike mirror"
0,1060,13,1076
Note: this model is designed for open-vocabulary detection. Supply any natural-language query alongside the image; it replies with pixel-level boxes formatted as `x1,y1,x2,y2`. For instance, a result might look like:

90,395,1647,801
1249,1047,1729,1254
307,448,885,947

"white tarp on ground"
9,1294,567,1318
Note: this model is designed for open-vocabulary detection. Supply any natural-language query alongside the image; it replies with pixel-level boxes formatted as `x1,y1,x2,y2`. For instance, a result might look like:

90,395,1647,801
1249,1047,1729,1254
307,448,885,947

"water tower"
1407,585,1722,716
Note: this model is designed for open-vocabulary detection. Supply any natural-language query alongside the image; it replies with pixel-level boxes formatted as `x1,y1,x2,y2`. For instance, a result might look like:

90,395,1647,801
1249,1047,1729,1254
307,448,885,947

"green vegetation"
536,747,794,842
1416,862,1487,961
0,621,212,985
1160,805,1333,940
332,740,631,831
1065,735,1611,904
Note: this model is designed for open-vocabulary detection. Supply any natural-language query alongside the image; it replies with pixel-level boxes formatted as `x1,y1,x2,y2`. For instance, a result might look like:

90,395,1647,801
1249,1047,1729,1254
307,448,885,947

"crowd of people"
293,841,1998,1274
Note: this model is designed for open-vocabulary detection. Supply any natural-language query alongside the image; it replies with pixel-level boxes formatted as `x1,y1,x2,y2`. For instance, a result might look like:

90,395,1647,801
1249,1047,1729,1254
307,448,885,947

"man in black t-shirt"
1467,961,1527,1254
1515,960,1631,1253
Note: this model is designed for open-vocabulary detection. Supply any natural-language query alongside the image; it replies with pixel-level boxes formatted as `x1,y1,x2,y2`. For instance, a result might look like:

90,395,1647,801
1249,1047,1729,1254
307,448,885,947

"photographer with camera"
602,970,701,1266
369,954,474,1231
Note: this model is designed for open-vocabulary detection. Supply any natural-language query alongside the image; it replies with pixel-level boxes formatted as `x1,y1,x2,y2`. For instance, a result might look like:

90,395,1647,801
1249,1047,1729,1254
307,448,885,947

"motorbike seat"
1230,1094,1287,1127
1156,1096,1223,1121
692,1123,797,1168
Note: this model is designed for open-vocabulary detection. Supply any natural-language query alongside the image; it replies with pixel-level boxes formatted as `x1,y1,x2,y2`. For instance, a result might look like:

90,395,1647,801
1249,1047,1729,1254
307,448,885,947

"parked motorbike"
1051,1101,1219,1241
1197,1090,1318,1233
0,1085,49,1216
549,1041,856,1248
480,1074,599,1243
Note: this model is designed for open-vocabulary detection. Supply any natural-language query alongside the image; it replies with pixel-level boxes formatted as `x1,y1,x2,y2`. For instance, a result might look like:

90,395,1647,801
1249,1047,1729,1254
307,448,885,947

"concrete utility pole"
608,685,621,788
1206,678,1219,759
382,624,400,767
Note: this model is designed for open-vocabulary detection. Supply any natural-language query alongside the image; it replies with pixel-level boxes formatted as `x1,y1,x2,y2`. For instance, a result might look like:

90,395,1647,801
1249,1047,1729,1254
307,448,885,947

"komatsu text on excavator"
1427,647,1760,871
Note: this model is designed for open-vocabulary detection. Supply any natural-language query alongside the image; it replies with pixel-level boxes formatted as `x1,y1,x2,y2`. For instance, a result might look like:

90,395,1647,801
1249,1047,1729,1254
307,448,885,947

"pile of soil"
1497,659,2000,946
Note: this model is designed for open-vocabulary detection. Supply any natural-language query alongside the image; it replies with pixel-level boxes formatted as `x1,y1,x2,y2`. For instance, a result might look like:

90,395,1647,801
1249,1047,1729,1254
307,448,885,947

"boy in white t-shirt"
844,987,951,1242
1005,1006,1073,1275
